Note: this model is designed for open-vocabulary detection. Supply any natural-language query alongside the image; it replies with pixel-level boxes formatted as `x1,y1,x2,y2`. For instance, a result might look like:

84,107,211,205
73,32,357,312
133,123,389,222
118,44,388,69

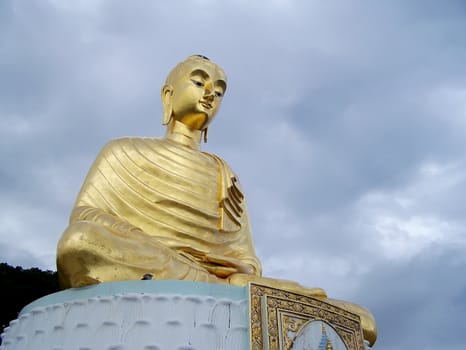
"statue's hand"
234,261,255,274
206,254,256,275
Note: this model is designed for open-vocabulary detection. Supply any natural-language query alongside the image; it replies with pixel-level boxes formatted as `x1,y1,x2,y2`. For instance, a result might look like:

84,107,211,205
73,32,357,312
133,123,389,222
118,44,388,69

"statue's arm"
67,140,143,235
213,157,262,277
236,208,262,276
224,201,262,276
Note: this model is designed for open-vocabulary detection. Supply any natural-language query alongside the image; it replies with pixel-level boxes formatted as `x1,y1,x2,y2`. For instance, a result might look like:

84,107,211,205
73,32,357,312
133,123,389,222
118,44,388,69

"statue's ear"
161,84,173,125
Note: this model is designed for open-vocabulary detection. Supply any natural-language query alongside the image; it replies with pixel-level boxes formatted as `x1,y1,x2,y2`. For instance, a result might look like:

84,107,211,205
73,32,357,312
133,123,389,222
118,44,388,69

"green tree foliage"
0,263,59,340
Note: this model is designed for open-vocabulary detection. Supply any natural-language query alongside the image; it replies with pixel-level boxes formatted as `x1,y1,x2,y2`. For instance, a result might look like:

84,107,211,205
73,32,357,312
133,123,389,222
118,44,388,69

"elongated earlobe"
161,85,173,125
162,105,172,125
203,127,208,143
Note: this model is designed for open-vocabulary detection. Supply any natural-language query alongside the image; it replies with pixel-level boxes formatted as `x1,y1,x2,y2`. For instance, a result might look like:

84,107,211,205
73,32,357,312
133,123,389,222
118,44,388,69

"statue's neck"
165,119,202,151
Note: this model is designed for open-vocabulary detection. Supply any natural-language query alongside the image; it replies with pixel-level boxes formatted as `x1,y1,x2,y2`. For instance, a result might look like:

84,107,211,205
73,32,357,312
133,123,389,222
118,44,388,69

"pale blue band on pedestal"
20,280,248,315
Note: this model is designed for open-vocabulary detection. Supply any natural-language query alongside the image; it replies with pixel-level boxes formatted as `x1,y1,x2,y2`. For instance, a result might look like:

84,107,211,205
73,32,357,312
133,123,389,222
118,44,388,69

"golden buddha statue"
57,55,376,346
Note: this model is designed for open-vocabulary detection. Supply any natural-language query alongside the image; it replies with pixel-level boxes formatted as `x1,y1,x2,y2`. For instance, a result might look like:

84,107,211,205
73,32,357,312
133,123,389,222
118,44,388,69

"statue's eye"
215,91,223,98
191,79,204,87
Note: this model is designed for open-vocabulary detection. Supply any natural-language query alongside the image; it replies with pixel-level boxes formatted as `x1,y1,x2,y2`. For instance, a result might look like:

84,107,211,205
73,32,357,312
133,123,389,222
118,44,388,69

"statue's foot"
326,299,377,346
227,273,327,299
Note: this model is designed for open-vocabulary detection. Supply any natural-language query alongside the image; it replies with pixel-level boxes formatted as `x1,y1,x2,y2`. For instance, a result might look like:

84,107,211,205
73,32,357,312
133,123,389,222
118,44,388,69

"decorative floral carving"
249,283,365,350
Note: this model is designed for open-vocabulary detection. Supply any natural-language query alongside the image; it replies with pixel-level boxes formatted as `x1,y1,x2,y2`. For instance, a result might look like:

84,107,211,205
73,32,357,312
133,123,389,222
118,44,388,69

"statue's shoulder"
90,137,165,167
202,152,242,187
99,137,164,153
202,151,233,173
103,136,162,147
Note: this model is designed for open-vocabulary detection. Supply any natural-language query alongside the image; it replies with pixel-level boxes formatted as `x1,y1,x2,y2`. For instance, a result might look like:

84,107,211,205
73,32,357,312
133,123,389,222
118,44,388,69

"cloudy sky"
1,0,466,348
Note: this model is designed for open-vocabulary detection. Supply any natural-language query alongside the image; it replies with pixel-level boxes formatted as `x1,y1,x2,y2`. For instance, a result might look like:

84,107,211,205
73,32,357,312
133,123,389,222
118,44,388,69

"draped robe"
57,137,261,288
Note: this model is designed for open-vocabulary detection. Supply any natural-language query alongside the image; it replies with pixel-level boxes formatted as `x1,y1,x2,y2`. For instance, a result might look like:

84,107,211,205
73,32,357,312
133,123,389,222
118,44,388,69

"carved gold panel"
249,283,365,350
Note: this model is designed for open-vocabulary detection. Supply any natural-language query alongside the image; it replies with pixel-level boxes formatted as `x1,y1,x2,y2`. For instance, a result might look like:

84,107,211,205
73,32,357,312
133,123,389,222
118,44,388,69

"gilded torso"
72,137,260,273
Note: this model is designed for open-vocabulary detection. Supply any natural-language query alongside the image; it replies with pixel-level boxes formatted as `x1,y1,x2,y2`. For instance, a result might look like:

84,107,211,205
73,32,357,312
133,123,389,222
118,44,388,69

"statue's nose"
203,87,215,101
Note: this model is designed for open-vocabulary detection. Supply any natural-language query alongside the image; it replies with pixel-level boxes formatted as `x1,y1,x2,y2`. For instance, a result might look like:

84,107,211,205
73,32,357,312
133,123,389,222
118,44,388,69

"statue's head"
161,55,227,131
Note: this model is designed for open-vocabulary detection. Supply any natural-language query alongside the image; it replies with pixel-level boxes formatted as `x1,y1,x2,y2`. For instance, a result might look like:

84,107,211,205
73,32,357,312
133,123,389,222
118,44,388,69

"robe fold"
58,137,261,287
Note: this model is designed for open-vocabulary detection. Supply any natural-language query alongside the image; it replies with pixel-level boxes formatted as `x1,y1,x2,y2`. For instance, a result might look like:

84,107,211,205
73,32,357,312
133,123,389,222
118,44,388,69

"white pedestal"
1,281,373,350
0,281,249,350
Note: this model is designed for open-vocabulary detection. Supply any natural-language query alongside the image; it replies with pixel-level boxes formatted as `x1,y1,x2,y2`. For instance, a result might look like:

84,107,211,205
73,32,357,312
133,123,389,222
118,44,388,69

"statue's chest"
141,142,220,214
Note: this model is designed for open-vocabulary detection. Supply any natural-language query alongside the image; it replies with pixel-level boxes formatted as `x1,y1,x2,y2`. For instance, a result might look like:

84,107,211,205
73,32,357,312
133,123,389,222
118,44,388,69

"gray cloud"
1,1,466,348
351,246,466,350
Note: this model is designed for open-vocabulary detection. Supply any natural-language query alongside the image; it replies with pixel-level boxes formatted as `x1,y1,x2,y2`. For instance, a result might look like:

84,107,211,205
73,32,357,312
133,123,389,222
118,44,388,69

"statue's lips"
200,101,212,109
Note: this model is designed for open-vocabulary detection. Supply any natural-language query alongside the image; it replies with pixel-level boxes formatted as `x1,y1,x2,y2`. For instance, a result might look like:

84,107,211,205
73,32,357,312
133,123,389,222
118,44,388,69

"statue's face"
168,60,227,130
